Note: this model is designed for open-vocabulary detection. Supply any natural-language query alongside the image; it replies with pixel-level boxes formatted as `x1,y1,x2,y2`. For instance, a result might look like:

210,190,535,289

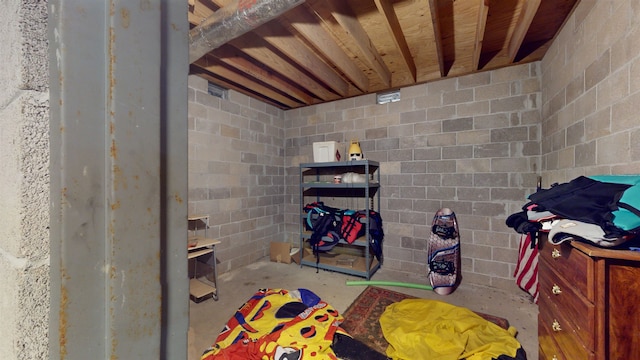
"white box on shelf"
313,141,338,162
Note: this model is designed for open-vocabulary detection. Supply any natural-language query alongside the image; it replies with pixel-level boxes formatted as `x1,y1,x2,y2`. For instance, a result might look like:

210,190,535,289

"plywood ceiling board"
374,0,418,82
196,56,302,107
447,0,486,77
212,44,315,105
397,0,441,82
229,32,339,102
283,5,370,93
478,0,526,69
252,21,351,97
186,0,581,109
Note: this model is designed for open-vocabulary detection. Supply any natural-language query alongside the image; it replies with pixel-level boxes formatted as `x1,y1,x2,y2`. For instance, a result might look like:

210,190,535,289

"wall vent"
207,82,228,99
376,90,400,104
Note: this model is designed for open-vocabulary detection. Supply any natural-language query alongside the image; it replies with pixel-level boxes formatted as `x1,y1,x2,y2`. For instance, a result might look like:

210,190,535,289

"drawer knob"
551,248,561,259
552,284,562,295
552,356,558,360
552,319,562,332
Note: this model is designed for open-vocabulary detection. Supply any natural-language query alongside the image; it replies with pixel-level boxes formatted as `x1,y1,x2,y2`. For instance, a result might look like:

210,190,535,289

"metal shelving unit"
299,160,381,279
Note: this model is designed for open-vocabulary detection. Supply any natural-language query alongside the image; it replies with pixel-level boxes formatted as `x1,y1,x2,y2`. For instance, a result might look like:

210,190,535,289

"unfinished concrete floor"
188,259,538,360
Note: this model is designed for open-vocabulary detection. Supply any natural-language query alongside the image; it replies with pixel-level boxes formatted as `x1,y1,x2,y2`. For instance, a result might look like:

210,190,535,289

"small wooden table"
188,215,220,301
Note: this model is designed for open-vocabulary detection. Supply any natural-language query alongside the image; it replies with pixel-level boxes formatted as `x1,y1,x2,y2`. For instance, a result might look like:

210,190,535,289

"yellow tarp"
380,299,522,360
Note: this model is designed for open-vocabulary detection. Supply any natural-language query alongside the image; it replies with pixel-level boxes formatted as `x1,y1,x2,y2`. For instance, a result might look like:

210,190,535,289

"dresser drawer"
538,315,570,360
539,258,595,351
539,239,594,302
538,297,594,360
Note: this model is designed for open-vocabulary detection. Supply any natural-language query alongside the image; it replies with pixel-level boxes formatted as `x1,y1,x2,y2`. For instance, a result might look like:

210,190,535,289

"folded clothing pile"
507,175,640,247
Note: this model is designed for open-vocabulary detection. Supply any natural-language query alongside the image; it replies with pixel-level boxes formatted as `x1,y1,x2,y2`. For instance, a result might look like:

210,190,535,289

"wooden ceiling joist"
374,0,417,82
189,0,215,24
205,0,349,99
187,0,581,110
473,0,490,70
189,0,305,63
192,59,303,108
508,0,542,62
229,32,339,102
211,45,314,105
252,22,351,97
326,0,392,88
284,6,369,93
428,0,446,77
193,67,293,109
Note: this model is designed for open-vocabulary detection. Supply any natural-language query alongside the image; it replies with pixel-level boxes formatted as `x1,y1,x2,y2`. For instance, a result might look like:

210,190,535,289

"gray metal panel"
160,0,190,358
49,1,188,358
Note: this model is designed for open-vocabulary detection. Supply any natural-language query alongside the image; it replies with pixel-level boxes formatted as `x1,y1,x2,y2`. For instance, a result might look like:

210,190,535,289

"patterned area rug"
340,286,510,355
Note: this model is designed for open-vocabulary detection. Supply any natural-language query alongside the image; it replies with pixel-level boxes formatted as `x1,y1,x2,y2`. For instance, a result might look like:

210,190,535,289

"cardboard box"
290,247,301,264
270,242,292,264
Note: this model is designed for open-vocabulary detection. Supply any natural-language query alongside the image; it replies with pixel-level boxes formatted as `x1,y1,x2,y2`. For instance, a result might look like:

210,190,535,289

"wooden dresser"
538,233,640,359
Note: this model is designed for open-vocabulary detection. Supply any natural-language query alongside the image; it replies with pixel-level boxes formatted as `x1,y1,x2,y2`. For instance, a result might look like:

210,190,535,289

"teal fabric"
589,175,640,231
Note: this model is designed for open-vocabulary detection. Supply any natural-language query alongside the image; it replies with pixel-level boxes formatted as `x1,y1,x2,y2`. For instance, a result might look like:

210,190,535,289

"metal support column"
48,1,188,359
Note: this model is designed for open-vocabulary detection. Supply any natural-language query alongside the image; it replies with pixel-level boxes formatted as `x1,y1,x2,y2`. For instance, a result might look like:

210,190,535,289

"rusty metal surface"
48,0,188,358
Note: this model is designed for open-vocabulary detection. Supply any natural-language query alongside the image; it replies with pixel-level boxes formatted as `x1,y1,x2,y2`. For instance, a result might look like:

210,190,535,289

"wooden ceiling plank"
189,0,305,63
253,22,351,97
284,6,369,93
185,0,579,109
508,0,541,62
193,68,293,109
201,0,338,102
325,0,392,87
191,0,215,24
188,12,200,26
473,0,490,70
193,58,303,108
230,32,339,102
374,0,417,82
428,0,445,77
211,45,314,104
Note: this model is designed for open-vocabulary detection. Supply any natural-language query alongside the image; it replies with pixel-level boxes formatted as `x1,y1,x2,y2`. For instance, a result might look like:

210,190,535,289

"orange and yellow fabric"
200,288,348,360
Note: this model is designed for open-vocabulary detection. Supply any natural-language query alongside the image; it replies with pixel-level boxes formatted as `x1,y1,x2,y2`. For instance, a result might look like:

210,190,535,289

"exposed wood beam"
508,0,541,62
473,0,490,70
192,67,294,109
326,0,392,87
374,0,416,82
210,44,315,105
193,57,303,108
191,0,336,102
252,22,350,97
190,0,215,22
189,0,305,63
229,32,339,102
428,0,445,77
284,6,369,93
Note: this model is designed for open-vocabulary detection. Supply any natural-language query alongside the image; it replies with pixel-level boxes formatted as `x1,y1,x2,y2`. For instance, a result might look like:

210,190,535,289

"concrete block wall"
540,0,640,182
182,0,640,297
187,75,287,273
0,0,50,359
285,63,542,292
0,0,634,358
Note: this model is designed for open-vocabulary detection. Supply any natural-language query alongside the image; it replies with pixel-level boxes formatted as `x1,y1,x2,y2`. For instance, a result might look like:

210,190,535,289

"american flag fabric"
514,232,538,303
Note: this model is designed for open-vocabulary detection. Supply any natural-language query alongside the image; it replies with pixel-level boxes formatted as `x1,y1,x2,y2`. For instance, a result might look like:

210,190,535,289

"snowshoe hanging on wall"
427,208,461,295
